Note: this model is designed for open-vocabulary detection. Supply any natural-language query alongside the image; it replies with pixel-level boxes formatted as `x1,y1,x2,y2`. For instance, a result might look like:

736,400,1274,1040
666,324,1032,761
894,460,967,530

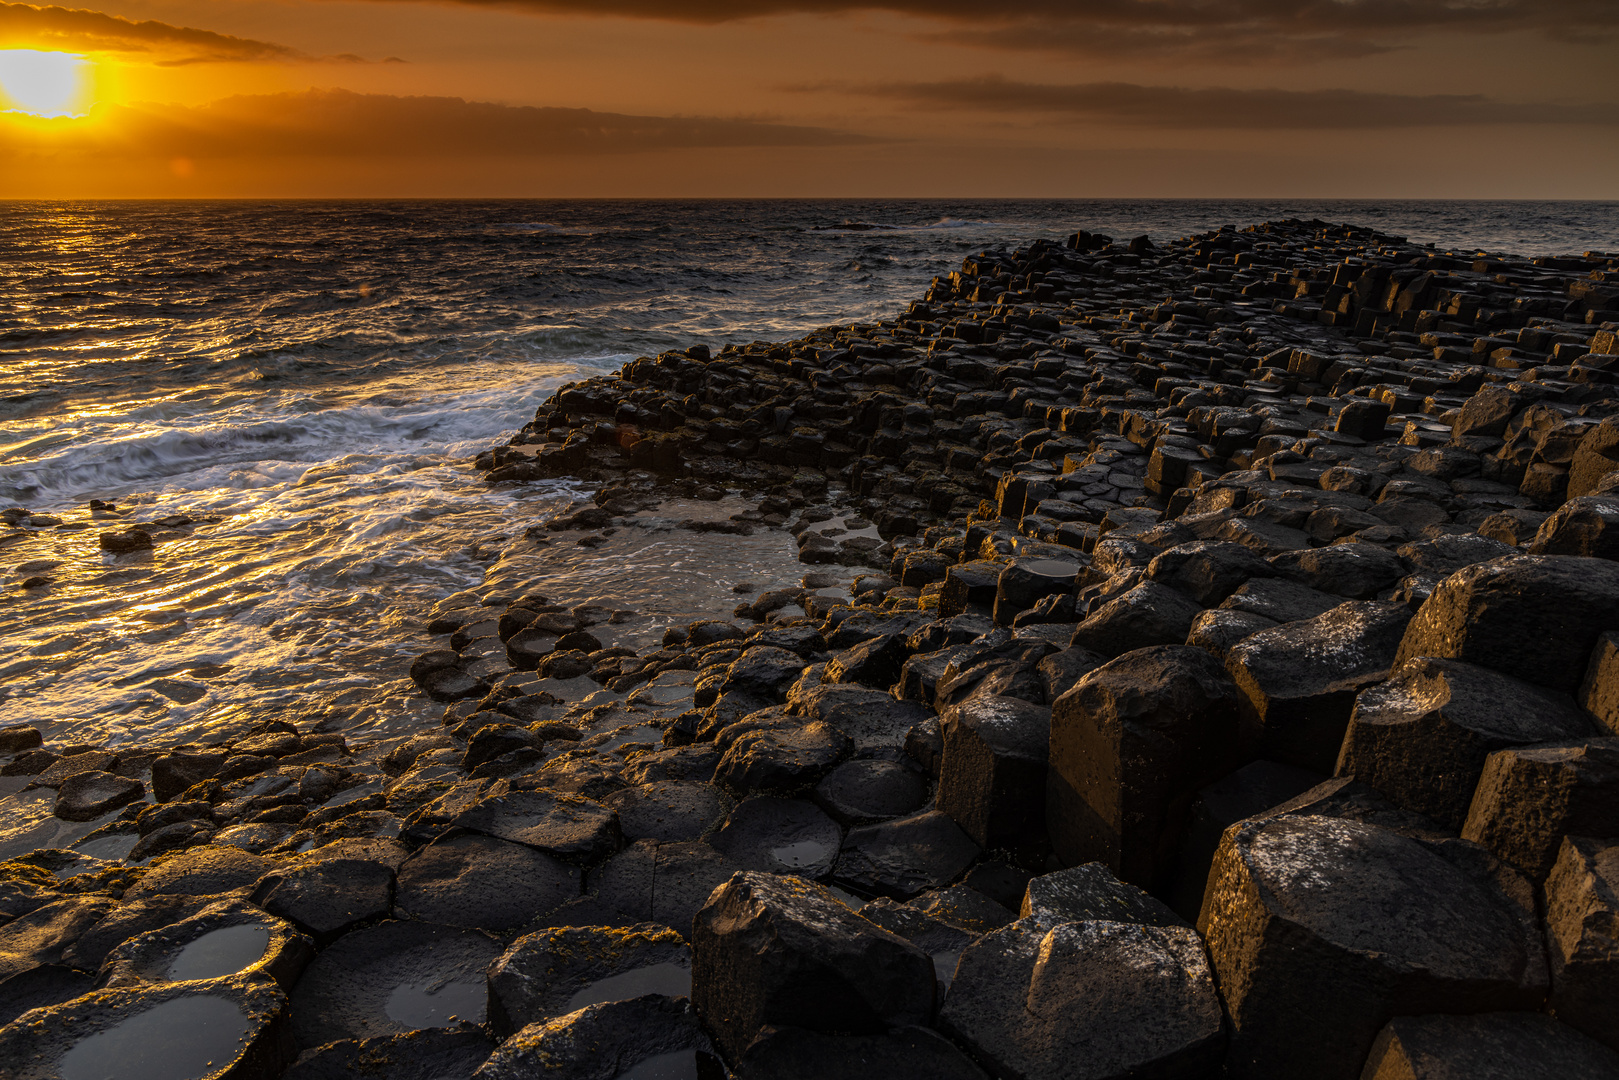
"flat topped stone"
1202,814,1546,1080
394,833,579,932
487,923,692,1036
473,996,720,1080
249,857,395,945
1362,1012,1619,1079
289,919,503,1049
0,971,293,1080
283,1029,496,1080
123,845,279,902
600,781,728,842
1021,862,1187,931
98,898,312,992
709,796,843,879
832,809,980,901
451,788,621,864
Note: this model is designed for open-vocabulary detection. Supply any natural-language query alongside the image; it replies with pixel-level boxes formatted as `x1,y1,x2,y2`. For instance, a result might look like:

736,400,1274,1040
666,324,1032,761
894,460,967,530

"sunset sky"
1,0,1616,198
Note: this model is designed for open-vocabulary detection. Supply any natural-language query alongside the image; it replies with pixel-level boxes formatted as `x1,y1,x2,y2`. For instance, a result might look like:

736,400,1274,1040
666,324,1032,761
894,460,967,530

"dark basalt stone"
812,758,928,826
937,694,1051,850
1068,580,1204,659
289,919,502,1048
691,871,935,1061
714,719,851,795
0,972,294,1080
487,922,692,1036
473,995,722,1080
1200,814,1546,1080
735,1024,990,1080
0,964,94,1027
709,796,843,879
124,845,280,902
1462,738,1619,880
938,917,1224,1080
584,839,742,939
451,788,622,864
250,857,396,946
61,894,221,971
52,770,144,822
284,1029,496,1080
1338,657,1594,829
1360,1012,1619,1079
832,809,980,901
98,899,313,992
601,780,728,842
394,833,580,931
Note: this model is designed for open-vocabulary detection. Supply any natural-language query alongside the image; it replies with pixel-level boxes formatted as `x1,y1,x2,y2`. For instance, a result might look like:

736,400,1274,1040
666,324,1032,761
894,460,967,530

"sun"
0,50,90,118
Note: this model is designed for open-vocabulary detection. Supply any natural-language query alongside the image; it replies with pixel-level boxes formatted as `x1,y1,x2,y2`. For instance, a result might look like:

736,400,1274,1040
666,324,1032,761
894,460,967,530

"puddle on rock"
616,1050,708,1080
165,924,272,982
769,839,835,871
58,995,251,1080
385,977,486,1028
565,962,692,1012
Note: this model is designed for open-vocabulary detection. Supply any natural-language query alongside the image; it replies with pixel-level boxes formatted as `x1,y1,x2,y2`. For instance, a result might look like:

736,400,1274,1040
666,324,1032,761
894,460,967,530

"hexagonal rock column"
1360,1012,1619,1079
1225,600,1412,774
690,871,935,1062
1199,814,1547,1080
1462,738,1619,881
473,996,721,1080
938,917,1224,1080
1544,836,1619,1053
1047,645,1242,890
1336,658,1594,830
992,558,1080,627
937,694,1052,850
1392,555,1619,694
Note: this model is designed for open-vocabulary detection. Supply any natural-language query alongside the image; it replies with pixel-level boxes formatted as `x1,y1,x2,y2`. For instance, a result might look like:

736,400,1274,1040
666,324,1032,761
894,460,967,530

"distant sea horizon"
1,197,1614,749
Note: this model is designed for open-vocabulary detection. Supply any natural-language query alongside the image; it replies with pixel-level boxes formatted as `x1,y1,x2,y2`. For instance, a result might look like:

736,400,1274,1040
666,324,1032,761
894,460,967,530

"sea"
2,199,1616,752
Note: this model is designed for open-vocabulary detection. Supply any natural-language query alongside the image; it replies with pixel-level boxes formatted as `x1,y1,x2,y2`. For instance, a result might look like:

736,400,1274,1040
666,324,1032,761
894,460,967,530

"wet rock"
1393,554,1619,693
250,858,395,946
735,1024,990,1080
585,839,741,938
394,833,580,931
1217,576,1341,623
98,525,153,553
812,759,928,826
283,1029,495,1080
451,788,621,864
1068,580,1204,659
709,796,842,878
1398,532,1518,577
149,750,228,802
125,845,276,901
940,560,1003,618
30,748,118,788
993,557,1081,626
826,633,909,688
1048,645,1241,889
601,780,727,842
99,899,313,991
0,725,42,754
721,646,809,701
473,995,721,1080
1338,657,1593,829
50,770,145,822
715,719,850,795
939,917,1224,1080
832,809,980,901
1361,1012,1619,1079
0,964,94,1027
621,745,722,785
462,724,543,770
1200,814,1546,1080
61,894,219,971
937,694,1051,850
0,896,118,980
910,885,1014,935
1035,645,1106,702
126,818,216,861
817,694,930,754
290,919,502,1048
691,871,935,1060
0,972,293,1080
1226,600,1413,773
487,922,691,1035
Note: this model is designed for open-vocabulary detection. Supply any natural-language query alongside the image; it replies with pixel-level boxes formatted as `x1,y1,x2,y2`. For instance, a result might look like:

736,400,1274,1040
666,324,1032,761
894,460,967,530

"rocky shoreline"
3,218,1619,1079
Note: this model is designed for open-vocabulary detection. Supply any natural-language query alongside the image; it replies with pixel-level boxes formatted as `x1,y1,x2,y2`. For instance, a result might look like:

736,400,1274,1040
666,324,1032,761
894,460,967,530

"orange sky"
1,0,1616,197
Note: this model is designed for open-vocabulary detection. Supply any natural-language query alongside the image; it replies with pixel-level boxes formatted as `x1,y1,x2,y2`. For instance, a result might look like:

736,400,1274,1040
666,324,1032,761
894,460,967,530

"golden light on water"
0,50,90,118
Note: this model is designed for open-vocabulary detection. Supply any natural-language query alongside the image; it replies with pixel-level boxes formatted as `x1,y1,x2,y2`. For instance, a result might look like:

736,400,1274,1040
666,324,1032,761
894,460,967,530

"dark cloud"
0,3,391,64
0,88,872,155
367,0,1619,60
857,76,1619,129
